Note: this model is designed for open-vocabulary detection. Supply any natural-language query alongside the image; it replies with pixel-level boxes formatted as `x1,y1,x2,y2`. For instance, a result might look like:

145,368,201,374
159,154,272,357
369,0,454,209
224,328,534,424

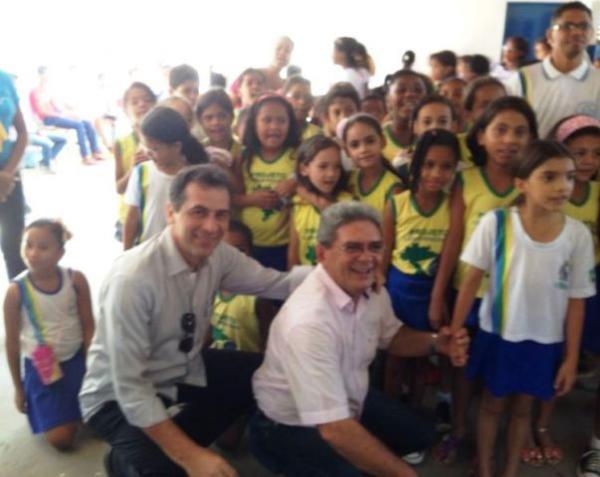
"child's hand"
133,149,149,165
251,189,280,210
554,361,577,396
437,326,470,367
15,387,26,413
274,179,296,199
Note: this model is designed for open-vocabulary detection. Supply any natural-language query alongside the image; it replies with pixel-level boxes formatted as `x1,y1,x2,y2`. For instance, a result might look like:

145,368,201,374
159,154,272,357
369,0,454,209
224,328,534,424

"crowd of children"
3,3,600,476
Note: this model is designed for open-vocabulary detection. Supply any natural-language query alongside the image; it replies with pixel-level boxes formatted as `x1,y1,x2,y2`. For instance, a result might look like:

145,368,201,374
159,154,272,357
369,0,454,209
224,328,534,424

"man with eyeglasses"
79,164,309,477
250,202,470,477
507,1,600,137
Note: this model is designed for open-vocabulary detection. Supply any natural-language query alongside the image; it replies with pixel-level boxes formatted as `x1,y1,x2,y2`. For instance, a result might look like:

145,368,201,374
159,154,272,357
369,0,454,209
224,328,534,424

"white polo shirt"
506,57,600,137
253,264,402,427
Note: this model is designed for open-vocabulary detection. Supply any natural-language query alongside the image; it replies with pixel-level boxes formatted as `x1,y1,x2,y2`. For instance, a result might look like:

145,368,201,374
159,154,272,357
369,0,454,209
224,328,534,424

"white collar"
542,57,590,81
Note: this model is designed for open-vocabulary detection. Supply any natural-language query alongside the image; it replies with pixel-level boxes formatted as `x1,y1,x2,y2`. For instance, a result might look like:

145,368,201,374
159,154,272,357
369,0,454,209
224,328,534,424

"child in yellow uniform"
382,70,432,162
319,82,360,138
283,76,322,141
431,96,538,464
288,135,352,267
234,94,301,271
113,82,156,240
211,221,275,353
343,114,403,215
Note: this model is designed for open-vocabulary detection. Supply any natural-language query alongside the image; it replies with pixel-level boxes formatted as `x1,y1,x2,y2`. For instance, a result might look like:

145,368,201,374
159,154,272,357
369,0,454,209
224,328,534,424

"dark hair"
551,1,592,23
409,129,460,192
467,54,491,76
242,94,301,167
123,82,157,106
286,65,302,77
411,94,457,125
210,72,227,88
141,107,208,164
511,140,574,179
505,36,529,61
322,82,361,116
363,86,386,103
429,50,457,69
239,68,266,86
228,219,253,248
384,70,434,97
546,114,600,142
467,96,538,166
169,164,233,211
439,76,467,92
25,219,71,249
195,88,234,119
169,64,199,89
334,37,369,69
463,76,507,112
283,75,311,94
296,135,347,197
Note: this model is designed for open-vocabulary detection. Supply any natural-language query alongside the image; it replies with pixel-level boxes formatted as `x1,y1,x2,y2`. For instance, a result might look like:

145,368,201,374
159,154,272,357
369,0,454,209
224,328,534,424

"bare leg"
502,394,534,477
477,389,506,477
44,422,78,451
535,396,562,464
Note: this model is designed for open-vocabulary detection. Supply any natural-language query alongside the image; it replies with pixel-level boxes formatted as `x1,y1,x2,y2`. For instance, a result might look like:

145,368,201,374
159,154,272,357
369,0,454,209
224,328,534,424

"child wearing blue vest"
4,220,94,450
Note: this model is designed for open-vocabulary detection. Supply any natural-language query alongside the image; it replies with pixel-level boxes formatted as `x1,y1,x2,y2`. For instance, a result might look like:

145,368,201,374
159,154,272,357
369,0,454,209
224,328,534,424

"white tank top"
17,268,83,361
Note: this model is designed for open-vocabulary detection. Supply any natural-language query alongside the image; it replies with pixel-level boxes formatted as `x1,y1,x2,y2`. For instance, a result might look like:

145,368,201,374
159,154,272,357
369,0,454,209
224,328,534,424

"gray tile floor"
0,150,597,476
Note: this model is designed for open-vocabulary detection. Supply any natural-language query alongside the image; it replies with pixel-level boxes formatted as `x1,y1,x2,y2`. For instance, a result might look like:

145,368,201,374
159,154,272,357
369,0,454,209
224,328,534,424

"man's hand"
182,447,238,477
435,326,469,367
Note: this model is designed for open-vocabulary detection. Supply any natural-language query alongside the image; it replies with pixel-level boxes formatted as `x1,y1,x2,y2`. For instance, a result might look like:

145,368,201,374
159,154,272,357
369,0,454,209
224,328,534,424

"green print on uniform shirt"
401,243,438,276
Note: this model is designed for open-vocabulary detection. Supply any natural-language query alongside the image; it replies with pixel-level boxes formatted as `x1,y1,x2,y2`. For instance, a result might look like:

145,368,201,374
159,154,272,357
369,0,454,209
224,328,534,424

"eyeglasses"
552,22,594,33
339,240,384,255
178,312,196,353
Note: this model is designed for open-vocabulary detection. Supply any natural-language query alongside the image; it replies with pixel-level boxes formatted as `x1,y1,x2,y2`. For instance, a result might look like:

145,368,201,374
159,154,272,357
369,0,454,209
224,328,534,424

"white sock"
591,434,600,451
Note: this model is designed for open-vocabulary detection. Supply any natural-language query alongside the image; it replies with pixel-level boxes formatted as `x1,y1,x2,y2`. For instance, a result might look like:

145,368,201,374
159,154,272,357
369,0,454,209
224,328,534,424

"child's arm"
4,283,25,413
123,205,141,251
450,265,484,335
115,144,148,194
429,182,465,328
274,178,297,200
255,298,277,352
231,157,280,209
381,201,395,276
72,271,95,352
554,297,585,396
287,217,300,269
296,185,332,211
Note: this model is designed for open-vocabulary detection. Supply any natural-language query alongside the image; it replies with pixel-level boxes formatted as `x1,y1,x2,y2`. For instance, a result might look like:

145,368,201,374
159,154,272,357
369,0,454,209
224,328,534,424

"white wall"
3,0,595,95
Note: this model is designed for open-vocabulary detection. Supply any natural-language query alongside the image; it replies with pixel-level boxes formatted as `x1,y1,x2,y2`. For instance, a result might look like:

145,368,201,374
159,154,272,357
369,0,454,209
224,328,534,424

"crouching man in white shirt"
251,202,469,477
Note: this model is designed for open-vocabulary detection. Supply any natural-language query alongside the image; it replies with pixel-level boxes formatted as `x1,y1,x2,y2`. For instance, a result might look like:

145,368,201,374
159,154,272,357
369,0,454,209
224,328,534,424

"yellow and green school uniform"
115,132,138,226
349,168,402,215
241,148,296,247
211,293,261,353
454,167,519,297
382,122,410,162
457,131,475,169
387,190,450,330
292,191,353,265
564,181,600,353
302,123,322,142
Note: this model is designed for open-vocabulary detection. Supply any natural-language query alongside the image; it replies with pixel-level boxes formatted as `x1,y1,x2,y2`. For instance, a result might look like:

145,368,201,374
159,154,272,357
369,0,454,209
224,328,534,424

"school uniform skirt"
23,348,85,433
386,266,434,331
466,330,563,401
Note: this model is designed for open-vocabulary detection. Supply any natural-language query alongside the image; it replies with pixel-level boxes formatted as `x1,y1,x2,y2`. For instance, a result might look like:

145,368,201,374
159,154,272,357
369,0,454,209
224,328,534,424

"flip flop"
433,433,464,464
521,446,544,467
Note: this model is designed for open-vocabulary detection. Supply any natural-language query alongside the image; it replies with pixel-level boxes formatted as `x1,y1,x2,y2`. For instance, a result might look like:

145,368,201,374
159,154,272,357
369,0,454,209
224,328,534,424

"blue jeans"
29,134,67,166
250,388,435,476
43,116,99,158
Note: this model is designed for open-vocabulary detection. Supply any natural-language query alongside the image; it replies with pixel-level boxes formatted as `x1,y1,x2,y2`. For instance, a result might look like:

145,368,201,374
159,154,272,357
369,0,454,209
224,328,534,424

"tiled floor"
0,150,597,476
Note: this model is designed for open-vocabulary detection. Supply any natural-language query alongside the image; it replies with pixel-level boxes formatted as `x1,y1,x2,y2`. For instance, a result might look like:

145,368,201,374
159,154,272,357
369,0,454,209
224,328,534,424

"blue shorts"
466,330,562,401
582,265,600,354
386,266,434,331
252,245,288,272
24,348,85,434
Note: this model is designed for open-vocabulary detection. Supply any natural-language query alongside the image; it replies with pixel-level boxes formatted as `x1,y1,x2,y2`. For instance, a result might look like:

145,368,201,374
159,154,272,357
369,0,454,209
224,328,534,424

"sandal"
537,427,563,465
520,446,544,467
433,433,463,464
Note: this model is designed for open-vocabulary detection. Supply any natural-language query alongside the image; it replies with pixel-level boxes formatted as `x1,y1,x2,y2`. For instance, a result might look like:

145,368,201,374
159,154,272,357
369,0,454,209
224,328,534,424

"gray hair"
169,164,233,211
317,202,381,246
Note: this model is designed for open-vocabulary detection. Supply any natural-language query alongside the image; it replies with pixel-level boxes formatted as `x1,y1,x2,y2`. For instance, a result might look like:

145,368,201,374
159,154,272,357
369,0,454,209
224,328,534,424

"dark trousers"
249,388,435,477
0,179,25,279
88,349,263,477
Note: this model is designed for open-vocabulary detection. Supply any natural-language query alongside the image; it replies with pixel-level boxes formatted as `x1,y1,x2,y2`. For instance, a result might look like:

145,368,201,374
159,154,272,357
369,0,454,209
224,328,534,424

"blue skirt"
386,266,434,331
466,330,563,401
252,245,288,272
23,348,85,434
582,265,600,354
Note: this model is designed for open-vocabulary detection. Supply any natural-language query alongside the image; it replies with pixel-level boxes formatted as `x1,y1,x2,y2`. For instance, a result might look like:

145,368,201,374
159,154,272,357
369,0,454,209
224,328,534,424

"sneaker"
402,451,425,465
578,449,600,477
